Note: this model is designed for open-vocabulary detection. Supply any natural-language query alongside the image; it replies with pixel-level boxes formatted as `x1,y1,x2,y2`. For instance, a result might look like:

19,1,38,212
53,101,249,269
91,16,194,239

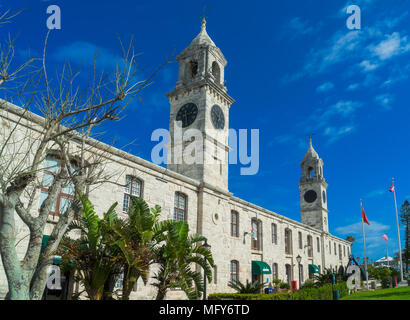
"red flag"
361,204,370,225
389,182,395,192
382,234,388,241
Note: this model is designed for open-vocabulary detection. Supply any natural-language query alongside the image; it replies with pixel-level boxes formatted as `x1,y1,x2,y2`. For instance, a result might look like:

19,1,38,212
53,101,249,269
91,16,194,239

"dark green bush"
381,277,390,288
209,282,348,300
280,282,290,289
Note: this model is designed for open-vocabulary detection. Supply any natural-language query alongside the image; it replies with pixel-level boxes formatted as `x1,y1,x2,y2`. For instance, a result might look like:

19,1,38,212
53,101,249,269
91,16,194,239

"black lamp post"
296,255,302,289
203,239,211,300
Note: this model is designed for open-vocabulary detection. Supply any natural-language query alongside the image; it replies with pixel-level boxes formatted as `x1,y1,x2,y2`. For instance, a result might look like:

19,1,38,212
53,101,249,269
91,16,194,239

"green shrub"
300,279,315,289
381,277,390,289
280,282,290,289
209,282,348,300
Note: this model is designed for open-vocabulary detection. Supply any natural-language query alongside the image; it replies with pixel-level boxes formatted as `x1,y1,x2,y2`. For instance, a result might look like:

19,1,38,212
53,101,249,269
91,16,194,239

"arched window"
334,243,337,255
339,244,342,260
190,60,198,79
272,223,277,244
251,219,262,250
308,167,315,179
211,61,220,84
307,235,313,257
285,264,292,284
285,228,292,255
123,176,143,212
230,260,239,284
317,237,320,252
174,192,187,221
231,210,239,237
298,231,303,249
272,263,278,279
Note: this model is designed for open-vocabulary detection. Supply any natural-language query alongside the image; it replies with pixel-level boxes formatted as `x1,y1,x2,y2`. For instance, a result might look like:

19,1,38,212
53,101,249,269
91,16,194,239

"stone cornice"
166,78,235,107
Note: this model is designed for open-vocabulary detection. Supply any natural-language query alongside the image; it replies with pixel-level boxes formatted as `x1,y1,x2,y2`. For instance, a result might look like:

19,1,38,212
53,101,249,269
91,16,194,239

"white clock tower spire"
166,19,234,191
298,138,329,232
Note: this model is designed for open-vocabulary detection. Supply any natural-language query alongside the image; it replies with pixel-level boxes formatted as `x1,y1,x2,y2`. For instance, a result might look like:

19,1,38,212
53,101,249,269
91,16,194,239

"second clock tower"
298,138,329,232
166,18,234,191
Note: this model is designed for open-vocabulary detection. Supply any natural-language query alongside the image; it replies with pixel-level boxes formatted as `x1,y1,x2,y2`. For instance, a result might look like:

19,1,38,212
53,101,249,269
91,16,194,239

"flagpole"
392,178,404,282
361,199,369,290
386,239,388,259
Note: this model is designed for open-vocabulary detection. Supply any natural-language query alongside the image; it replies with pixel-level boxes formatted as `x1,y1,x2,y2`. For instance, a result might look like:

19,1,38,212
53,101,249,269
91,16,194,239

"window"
174,192,187,221
329,241,331,254
307,235,313,258
343,246,346,257
39,157,75,217
285,228,292,255
298,232,303,249
251,219,262,250
230,260,239,284
231,211,239,237
214,265,217,284
285,264,292,284
317,237,320,252
339,244,342,260
272,223,277,244
122,176,142,212
212,61,221,84
334,243,337,255
190,60,198,79
272,263,278,279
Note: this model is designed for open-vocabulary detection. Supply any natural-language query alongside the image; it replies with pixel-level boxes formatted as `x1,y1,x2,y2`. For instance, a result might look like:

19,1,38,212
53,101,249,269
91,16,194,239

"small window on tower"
190,60,198,79
308,167,314,179
212,61,220,84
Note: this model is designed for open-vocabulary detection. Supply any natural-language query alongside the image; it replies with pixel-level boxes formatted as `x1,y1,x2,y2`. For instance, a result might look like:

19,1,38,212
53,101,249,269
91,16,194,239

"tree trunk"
155,285,167,300
0,198,30,300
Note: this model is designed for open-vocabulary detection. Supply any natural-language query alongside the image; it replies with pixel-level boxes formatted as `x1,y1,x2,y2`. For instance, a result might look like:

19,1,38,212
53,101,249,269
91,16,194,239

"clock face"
304,190,317,203
211,105,225,129
176,103,198,128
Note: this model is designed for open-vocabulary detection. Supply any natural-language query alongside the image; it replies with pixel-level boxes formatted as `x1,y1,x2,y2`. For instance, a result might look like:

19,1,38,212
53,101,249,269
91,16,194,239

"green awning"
252,260,271,275
41,235,50,250
309,264,320,274
52,256,62,265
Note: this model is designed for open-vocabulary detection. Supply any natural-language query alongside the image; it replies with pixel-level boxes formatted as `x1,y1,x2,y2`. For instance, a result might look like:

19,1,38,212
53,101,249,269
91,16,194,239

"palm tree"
151,220,214,300
228,279,266,294
109,196,161,300
58,193,120,300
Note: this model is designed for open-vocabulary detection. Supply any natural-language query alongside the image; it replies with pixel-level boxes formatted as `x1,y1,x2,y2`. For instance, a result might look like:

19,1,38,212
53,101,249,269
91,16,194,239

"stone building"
0,19,351,299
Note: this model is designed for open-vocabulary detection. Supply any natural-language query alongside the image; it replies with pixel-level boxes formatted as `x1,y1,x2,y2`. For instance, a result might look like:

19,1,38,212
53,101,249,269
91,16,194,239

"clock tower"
298,138,329,232
166,18,234,191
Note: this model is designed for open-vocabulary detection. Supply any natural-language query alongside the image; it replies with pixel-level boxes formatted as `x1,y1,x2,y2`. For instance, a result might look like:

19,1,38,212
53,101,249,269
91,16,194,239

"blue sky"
2,0,410,261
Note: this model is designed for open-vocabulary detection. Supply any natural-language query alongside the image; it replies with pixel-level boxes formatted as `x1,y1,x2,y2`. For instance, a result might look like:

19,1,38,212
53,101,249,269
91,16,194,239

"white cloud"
347,83,360,91
370,32,410,60
359,60,378,72
336,221,390,236
316,82,334,93
375,93,394,110
323,125,355,143
288,17,315,36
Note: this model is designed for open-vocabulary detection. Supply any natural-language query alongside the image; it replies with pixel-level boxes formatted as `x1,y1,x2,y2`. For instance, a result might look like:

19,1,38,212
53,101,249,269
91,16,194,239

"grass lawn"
342,286,410,300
